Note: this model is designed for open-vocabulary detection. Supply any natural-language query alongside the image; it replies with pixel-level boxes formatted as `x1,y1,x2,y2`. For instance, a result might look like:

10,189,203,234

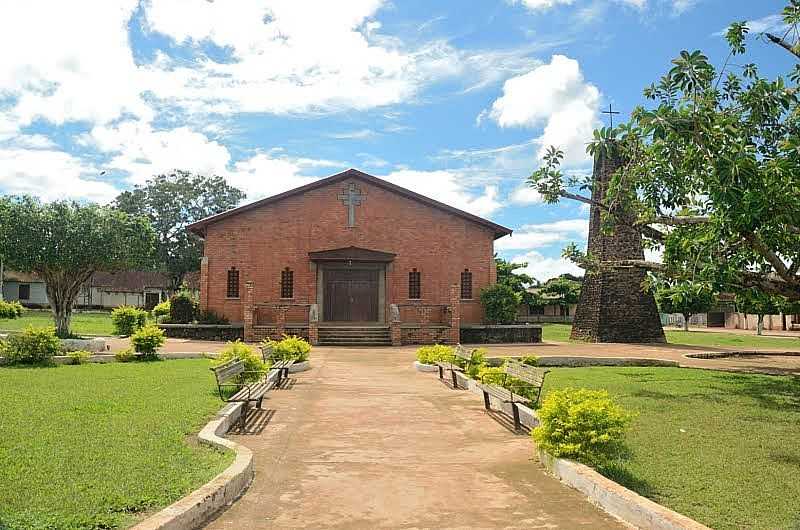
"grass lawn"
0,359,232,530
540,322,800,349
0,309,116,336
543,367,800,530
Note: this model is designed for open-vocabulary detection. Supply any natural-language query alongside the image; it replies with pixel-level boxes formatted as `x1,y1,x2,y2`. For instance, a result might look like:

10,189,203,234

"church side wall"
201,178,497,325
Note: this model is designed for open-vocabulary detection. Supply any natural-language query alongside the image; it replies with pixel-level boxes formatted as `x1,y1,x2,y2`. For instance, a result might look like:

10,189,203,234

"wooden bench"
478,360,548,431
261,345,295,384
436,345,480,389
210,360,273,429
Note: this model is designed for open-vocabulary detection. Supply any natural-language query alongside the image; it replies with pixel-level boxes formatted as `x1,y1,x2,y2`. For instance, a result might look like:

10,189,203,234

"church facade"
187,169,512,345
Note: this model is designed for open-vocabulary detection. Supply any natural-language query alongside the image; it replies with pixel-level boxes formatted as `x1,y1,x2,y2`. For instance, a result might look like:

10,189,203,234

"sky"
0,0,792,282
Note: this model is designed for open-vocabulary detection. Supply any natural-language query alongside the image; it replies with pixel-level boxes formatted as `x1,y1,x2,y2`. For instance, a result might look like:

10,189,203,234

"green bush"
415,344,454,365
130,324,165,358
0,326,61,364
152,299,171,319
477,365,506,385
196,309,229,325
212,340,266,382
111,306,148,336
67,350,92,365
0,300,24,319
480,283,521,324
465,347,487,378
265,335,311,362
115,348,136,362
532,388,632,466
521,355,539,366
169,291,197,323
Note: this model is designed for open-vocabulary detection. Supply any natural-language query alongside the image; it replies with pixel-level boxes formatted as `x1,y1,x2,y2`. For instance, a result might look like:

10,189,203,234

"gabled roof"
309,246,396,263
2,270,43,283
89,271,171,292
186,168,513,239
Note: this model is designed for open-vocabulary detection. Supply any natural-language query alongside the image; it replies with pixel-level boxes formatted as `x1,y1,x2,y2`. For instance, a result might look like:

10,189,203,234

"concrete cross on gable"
338,182,364,227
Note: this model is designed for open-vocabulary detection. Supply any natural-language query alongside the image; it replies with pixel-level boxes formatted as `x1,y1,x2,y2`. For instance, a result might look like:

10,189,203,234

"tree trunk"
683,313,690,332
43,268,93,338
782,313,787,331
757,314,764,336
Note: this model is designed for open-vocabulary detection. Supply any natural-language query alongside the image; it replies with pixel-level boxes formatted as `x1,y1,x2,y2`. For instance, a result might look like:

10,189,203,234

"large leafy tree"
0,197,155,337
529,2,800,302
540,276,582,310
736,288,783,336
654,280,716,331
114,171,245,289
495,256,538,305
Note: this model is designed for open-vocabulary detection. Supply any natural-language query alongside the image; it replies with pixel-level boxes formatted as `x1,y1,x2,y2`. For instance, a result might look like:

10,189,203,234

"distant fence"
517,315,573,324
660,313,707,327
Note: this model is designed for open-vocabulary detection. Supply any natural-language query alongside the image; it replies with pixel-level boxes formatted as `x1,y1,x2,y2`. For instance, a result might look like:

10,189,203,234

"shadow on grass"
598,461,656,499
771,451,800,468
716,372,800,411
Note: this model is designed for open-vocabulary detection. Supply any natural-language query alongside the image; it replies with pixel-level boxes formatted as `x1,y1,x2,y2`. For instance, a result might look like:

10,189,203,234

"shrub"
152,299,171,319
265,335,311,362
115,348,136,362
0,300,24,319
67,350,92,365
532,388,632,466
169,291,197,323
480,283,521,324
111,306,148,336
465,347,487,378
477,365,506,385
130,324,165,358
0,326,61,364
196,309,229,325
415,344,454,365
521,355,539,367
212,340,266,382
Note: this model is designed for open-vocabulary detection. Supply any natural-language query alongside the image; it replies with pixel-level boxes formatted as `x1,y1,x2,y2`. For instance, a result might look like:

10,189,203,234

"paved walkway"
205,348,623,529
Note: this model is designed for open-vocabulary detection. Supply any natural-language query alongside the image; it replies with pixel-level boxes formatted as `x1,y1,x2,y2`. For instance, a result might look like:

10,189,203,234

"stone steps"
318,326,392,346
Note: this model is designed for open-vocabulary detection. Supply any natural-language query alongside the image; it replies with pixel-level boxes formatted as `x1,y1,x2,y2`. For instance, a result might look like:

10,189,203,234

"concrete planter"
288,360,310,373
60,337,106,353
414,361,438,372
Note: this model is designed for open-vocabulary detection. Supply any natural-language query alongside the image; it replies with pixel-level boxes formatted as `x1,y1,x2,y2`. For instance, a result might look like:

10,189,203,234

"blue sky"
0,0,791,281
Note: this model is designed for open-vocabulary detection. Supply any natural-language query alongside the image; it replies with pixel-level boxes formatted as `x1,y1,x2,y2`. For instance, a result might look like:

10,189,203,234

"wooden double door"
323,269,380,322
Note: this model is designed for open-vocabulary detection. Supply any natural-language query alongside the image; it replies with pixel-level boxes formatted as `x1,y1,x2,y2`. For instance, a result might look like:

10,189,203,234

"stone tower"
570,149,665,343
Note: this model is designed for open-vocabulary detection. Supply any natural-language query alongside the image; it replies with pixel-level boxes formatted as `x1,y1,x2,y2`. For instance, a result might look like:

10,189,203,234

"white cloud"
509,185,543,205
713,13,786,37
486,55,600,166
380,169,502,217
226,154,326,199
510,250,583,282
327,129,379,140
513,0,645,11
497,218,588,250
0,148,118,203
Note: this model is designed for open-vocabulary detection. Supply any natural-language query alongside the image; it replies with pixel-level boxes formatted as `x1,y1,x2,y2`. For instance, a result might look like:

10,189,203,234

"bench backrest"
453,345,475,363
211,360,244,384
504,360,547,387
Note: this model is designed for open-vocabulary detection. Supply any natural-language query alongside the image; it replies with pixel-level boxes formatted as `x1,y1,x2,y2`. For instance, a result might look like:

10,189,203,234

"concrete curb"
288,360,311,373
131,401,254,530
414,361,438,372
447,370,710,530
537,449,710,530
684,350,800,359
535,356,679,368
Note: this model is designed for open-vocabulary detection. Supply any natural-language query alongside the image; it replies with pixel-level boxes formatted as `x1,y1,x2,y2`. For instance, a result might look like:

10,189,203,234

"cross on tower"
338,182,364,227
602,103,621,128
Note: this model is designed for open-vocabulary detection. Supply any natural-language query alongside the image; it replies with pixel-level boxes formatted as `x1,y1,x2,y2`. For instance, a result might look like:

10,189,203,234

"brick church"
188,169,512,345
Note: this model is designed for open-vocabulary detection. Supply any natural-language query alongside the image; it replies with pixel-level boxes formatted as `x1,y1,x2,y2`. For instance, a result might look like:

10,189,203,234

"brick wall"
201,176,498,325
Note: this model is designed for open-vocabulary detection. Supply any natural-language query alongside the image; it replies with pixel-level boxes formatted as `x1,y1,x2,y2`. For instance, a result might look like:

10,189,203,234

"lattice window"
408,269,421,299
226,267,239,298
460,269,473,299
281,268,294,299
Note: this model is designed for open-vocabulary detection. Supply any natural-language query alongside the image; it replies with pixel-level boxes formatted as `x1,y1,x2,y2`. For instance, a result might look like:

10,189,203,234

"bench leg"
240,401,249,431
451,369,459,389
438,365,443,380
511,403,521,432
283,367,289,380
483,390,491,410
257,396,264,409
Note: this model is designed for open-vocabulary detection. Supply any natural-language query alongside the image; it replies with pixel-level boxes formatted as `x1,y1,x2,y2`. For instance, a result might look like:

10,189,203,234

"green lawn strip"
540,322,800,350
542,367,800,530
0,309,117,336
0,359,232,530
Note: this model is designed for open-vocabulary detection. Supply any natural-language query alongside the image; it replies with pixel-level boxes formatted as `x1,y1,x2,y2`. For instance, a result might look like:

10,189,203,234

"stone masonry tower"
570,149,665,343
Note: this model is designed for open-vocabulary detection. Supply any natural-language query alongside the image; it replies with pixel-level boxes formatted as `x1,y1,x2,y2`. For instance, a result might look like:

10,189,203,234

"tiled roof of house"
2,270,44,283
89,271,171,293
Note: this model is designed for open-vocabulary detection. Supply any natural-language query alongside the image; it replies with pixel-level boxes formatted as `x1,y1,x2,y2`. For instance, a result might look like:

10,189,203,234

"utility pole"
0,258,4,301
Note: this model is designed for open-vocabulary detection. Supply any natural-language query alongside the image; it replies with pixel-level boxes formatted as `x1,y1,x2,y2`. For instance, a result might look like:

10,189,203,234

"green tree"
114,171,245,289
736,289,782,336
0,197,155,337
480,283,522,324
495,256,537,305
528,2,800,303
541,276,582,312
654,280,716,331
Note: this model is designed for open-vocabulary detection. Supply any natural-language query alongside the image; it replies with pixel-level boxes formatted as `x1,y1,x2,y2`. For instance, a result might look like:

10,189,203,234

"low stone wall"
60,337,107,353
460,324,542,344
252,325,309,342
400,325,451,345
535,356,679,368
159,324,244,342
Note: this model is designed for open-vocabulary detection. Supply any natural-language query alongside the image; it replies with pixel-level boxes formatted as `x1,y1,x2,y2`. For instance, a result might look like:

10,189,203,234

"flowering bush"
415,344,454,365
67,350,92,365
532,388,632,466
477,365,506,385
264,335,311,362
0,300,24,319
130,324,165,359
212,340,266,382
0,326,61,364
152,300,171,319
115,348,136,362
111,306,148,336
